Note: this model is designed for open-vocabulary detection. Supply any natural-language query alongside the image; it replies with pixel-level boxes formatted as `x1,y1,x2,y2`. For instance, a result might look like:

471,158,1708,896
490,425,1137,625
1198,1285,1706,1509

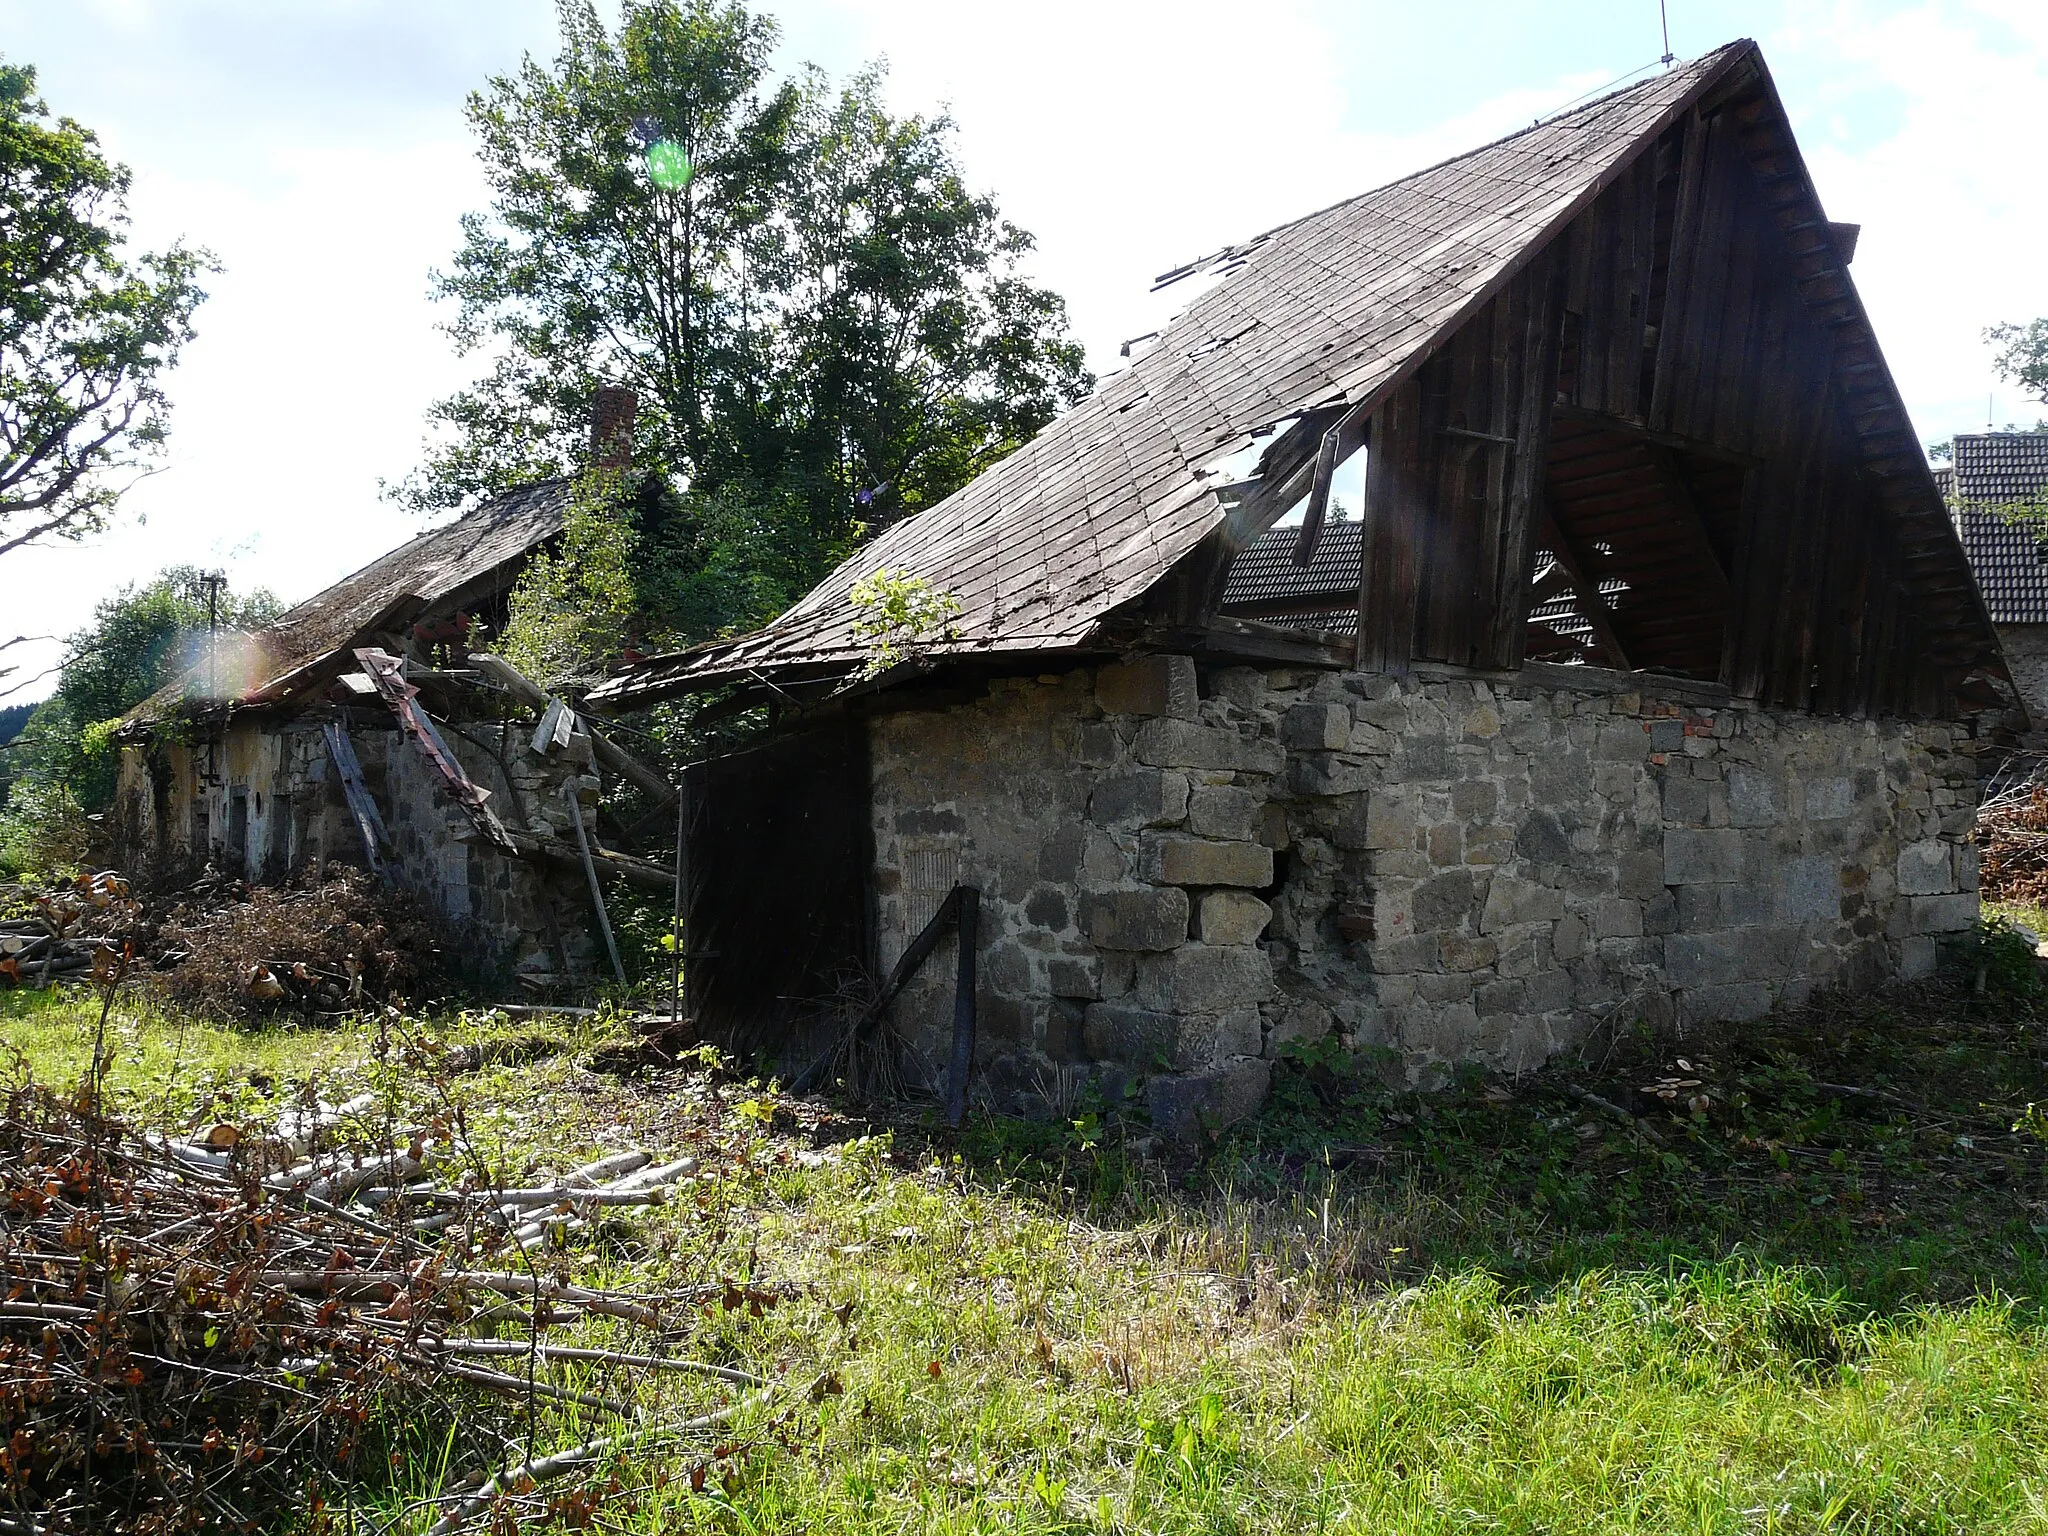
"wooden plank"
1484,245,1564,668
321,722,386,877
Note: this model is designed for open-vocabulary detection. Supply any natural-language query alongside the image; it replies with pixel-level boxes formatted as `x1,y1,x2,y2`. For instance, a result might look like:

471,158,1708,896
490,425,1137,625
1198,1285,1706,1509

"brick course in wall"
867,656,1979,1140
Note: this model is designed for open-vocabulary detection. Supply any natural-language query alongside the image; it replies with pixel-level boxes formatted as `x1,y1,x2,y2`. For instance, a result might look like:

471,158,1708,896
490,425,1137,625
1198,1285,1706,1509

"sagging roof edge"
585,45,1763,716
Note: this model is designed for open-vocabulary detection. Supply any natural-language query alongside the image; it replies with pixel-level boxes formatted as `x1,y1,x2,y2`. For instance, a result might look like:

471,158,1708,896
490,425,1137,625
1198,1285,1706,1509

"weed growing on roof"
849,568,963,678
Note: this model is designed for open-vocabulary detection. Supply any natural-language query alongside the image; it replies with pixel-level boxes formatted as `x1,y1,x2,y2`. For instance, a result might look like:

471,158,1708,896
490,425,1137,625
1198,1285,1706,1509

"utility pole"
200,570,226,786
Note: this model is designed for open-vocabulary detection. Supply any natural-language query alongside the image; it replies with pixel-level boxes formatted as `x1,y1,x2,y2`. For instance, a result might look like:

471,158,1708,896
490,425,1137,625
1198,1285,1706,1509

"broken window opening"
1214,442,1371,637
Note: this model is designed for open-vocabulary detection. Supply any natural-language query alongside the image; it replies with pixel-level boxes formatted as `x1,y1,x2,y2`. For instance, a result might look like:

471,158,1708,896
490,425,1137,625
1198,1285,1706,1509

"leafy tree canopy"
0,61,216,559
402,0,1090,670
1988,319,2048,411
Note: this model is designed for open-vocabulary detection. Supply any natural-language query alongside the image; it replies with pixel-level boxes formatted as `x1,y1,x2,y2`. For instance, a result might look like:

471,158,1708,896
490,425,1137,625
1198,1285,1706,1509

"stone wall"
867,657,1980,1139
1996,624,2048,743
114,714,596,984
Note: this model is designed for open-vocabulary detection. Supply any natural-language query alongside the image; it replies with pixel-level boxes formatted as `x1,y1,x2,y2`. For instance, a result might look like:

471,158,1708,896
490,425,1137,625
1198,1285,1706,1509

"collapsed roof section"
123,481,570,727
589,38,2003,717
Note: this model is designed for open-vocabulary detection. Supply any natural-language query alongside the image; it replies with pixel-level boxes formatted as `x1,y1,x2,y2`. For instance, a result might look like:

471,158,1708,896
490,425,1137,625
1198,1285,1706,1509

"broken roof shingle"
591,47,1746,704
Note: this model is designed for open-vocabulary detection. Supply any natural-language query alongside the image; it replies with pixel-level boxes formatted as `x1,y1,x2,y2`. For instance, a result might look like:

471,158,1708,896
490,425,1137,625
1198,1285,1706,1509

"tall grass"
6,982,2047,1533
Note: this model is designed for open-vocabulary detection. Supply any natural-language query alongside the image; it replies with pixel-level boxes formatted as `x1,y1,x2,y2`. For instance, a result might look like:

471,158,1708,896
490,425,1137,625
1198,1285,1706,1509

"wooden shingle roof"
124,480,570,725
591,46,1749,705
591,38,2000,709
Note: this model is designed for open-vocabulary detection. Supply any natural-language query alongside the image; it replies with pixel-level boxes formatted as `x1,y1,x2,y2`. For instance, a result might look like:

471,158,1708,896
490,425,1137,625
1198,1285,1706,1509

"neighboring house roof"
125,480,571,726
1216,520,1365,635
1949,434,2048,625
592,37,1997,710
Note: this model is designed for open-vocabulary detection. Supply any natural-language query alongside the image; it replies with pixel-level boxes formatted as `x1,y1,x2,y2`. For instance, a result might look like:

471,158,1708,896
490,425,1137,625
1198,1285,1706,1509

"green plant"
848,567,962,677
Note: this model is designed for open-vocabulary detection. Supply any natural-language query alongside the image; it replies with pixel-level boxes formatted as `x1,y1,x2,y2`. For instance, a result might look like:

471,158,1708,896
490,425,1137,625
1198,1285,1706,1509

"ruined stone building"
108,420,678,987
1943,432,2048,743
585,41,2007,1136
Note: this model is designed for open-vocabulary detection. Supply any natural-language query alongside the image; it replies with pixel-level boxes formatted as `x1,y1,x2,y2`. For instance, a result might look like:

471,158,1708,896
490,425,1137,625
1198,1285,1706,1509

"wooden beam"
1538,508,1633,669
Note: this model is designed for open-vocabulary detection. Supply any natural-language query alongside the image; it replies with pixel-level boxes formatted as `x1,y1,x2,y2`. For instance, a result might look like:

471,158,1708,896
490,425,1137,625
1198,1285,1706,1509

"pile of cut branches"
0,1040,794,1533
151,867,449,1019
0,870,139,988
1977,781,2048,906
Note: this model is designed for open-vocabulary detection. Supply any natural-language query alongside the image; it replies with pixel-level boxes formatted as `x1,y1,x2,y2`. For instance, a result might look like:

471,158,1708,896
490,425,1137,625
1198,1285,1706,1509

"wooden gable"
1223,65,1987,719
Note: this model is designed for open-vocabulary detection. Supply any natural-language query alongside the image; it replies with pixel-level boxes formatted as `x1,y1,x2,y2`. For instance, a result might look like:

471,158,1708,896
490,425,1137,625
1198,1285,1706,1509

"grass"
8,971,2048,1533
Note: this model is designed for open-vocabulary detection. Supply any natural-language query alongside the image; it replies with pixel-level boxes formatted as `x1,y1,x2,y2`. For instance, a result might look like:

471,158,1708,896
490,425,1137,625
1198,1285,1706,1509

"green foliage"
400,0,1089,667
499,470,642,687
0,567,276,872
1988,317,2048,409
1966,915,2042,999
0,59,216,558
848,567,962,677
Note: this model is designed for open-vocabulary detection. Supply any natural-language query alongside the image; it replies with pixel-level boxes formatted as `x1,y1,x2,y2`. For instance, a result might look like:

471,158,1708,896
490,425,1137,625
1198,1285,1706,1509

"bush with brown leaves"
153,867,449,1020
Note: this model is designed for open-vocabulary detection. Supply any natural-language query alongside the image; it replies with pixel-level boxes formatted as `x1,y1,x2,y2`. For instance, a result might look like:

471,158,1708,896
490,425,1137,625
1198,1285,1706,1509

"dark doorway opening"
682,717,872,1067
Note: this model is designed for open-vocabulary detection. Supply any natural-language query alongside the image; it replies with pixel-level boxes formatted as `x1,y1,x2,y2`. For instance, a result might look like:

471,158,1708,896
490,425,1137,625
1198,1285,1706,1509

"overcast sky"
3,0,2043,698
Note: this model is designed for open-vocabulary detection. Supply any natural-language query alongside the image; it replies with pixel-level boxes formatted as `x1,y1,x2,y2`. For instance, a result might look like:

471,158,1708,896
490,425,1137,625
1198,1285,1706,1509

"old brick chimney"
590,386,637,471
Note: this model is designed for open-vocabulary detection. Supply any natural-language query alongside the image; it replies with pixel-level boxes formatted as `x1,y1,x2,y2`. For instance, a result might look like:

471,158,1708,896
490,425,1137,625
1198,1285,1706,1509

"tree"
1988,319,2048,410
0,62,216,559
404,0,1089,656
0,568,277,873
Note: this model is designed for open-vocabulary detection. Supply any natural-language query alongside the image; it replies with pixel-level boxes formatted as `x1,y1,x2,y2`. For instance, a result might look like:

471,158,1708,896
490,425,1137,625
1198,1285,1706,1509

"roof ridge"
1152,40,1753,291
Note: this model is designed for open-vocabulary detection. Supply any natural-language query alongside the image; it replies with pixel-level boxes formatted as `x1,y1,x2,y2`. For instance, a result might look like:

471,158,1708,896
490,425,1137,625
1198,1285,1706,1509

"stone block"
1776,857,1841,923
1340,790,1415,851
1136,944,1276,1012
1440,933,1498,972
1090,769,1190,829
1480,875,1565,933
1898,934,1938,980
1896,840,1954,897
1133,718,1284,774
1450,778,1498,817
1258,802,1291,849
1187,785,1260,841
1678,981,1776,1025
1728,768,1782,827
1804,776,1856,820
1078,887,1190,951
1516,808,1576,865
1584,896,1643,939
1080,1002,1253,1069
1195,890,1272,946
1552,911,1588,961
1665,827,1744,885
1096,654,1197,718
1283,702,1352,750
1649,718,1685,752
1661,775,1718,827
1047,956,1101,999
1140,834,1273,888
1413,868,1478,931
1265,997,1334,1056
1665,927,1800,987
1908,893,1976,935
1147,1058,1272,1143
